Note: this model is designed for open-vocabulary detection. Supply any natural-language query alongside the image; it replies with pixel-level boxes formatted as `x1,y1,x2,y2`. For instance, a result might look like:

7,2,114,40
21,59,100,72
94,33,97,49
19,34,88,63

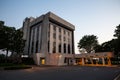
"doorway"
40,58,45,65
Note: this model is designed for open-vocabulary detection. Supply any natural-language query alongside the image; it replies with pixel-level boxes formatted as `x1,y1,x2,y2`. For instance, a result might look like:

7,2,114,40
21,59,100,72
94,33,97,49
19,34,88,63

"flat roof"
29,12,75,30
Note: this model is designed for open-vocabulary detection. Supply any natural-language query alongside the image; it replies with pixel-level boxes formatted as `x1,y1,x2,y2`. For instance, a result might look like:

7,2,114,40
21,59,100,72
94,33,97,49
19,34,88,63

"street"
0,66,120,80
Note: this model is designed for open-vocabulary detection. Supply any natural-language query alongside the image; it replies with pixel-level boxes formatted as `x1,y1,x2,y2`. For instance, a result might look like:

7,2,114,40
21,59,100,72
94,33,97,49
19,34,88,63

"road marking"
114,74,120,80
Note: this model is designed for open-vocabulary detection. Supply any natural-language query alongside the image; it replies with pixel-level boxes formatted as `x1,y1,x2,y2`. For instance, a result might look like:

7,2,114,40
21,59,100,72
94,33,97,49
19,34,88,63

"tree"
114,24,120,39
13,29,25,56
78,35,98,53
113,24,120,56
0,21,16,56
0,21,25,60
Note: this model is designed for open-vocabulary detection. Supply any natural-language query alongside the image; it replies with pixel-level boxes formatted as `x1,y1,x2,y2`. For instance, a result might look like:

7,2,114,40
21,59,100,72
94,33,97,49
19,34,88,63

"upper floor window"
68,32,70,36
53,25,56,31
59,35,61,40
64,36,66,41
53,33,56,39
64,30,66,34
59,28,61,33
53,42,56,53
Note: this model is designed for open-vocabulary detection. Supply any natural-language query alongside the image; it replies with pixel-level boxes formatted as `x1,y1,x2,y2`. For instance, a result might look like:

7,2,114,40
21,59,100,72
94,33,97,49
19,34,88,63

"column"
82,58,85,65
108,57,111,65
49,24,53,53
70,32,72,54
61,28,63,54
102,57,105,65
90,58,93,65
38,25,41,53
29,29,33,54
56,27,59,53
33,27,37,53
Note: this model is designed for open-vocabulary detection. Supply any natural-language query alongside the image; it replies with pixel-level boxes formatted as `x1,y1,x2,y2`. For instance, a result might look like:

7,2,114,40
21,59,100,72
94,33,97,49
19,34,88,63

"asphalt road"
0,66,120,80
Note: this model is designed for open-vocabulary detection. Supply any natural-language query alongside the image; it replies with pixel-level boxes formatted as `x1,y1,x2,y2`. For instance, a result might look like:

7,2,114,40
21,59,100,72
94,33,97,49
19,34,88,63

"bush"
22,57,34,65
4,65,31,70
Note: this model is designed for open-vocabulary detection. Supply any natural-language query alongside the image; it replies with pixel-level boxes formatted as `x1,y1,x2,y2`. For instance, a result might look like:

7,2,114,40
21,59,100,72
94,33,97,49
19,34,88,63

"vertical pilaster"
41,15,49,54
56,27,59,53
72,31,75,54
102,57,105,65
38,25,41,53
29,29,33,54
61,28,64,54
82,58,85,65
50,24,53,53
33,27,37,53
70,32,72,54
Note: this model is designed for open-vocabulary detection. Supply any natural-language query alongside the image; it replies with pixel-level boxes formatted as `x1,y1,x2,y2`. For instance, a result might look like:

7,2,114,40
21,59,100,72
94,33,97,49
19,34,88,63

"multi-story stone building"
22,12,75,65
22,12,114,66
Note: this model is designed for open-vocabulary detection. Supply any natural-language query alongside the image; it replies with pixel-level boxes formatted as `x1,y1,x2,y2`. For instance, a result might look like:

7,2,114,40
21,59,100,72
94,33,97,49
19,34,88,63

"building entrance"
40,58,45,65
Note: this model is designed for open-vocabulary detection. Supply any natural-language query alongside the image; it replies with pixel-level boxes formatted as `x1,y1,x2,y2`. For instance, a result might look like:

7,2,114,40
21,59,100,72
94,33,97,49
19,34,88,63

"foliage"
114,24,120,39
78,35,98,53
13,29,25,56
0,21,25,61
94,24,120,56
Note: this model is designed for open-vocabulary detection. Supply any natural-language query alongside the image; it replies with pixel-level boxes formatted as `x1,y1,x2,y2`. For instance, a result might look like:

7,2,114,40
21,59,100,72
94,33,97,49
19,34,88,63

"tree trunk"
5,49,8,63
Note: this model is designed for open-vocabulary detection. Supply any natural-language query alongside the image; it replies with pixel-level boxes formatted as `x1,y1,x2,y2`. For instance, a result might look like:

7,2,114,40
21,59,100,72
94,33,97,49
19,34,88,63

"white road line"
114,74,120,80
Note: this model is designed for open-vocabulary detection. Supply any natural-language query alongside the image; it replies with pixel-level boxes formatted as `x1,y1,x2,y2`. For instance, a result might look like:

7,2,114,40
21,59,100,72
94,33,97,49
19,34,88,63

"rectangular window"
48,41,49,53
53,25,56,31
35,40,38,53
64,30,66,34
59,35,61,40
68,32,70,36
53,42,56,53
53,33,56,39
64,37,66,41
59,28,61,33
68,44,70,54
64,43,66,53
58,44,61,53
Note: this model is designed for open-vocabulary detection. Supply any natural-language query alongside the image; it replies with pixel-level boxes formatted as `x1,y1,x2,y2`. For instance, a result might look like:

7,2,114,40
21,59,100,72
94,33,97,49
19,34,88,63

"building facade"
22,12,75,65
22,12,114,66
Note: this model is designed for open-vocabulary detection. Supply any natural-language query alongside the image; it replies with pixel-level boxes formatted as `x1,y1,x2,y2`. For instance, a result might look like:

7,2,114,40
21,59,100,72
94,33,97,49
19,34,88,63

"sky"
0,0,120,53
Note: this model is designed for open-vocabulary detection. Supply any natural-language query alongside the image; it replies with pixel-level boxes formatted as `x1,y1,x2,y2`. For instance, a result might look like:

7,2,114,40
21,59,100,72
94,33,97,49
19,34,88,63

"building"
22,12,114,66
75,52,114,66
22,12,75,65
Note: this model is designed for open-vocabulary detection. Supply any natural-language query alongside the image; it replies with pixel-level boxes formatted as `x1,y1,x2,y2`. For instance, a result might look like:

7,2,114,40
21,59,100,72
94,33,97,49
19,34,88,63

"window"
64,57,67,63
53,42,56,53
64,37,66,41
68,44,70,54
58,44,61,53
68,38,70,43
68,32,70,36
31,42,34,53
53,25,56,31
59,28,61,33
59,35,61,40
35,41,38,53
53,33,56,39
64,43,66,53
48,41,49,52
64,30,66,34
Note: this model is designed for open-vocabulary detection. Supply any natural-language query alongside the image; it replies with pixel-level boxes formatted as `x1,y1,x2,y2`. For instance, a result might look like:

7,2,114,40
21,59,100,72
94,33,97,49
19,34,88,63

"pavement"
0,66,120,80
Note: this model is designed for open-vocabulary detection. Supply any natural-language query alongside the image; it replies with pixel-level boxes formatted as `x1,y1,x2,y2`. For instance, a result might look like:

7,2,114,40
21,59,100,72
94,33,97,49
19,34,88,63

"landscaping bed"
0,63,32,70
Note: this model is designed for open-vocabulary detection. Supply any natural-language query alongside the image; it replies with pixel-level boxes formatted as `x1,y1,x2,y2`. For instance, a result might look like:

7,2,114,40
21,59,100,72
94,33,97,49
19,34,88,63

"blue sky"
0,0,120,53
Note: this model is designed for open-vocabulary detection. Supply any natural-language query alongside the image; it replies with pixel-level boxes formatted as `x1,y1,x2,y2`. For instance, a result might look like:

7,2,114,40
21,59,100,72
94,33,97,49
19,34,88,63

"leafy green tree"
114,24,120,39
78,35,98,53
13,29,25,56
0,21,25,60
113,24,120,56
